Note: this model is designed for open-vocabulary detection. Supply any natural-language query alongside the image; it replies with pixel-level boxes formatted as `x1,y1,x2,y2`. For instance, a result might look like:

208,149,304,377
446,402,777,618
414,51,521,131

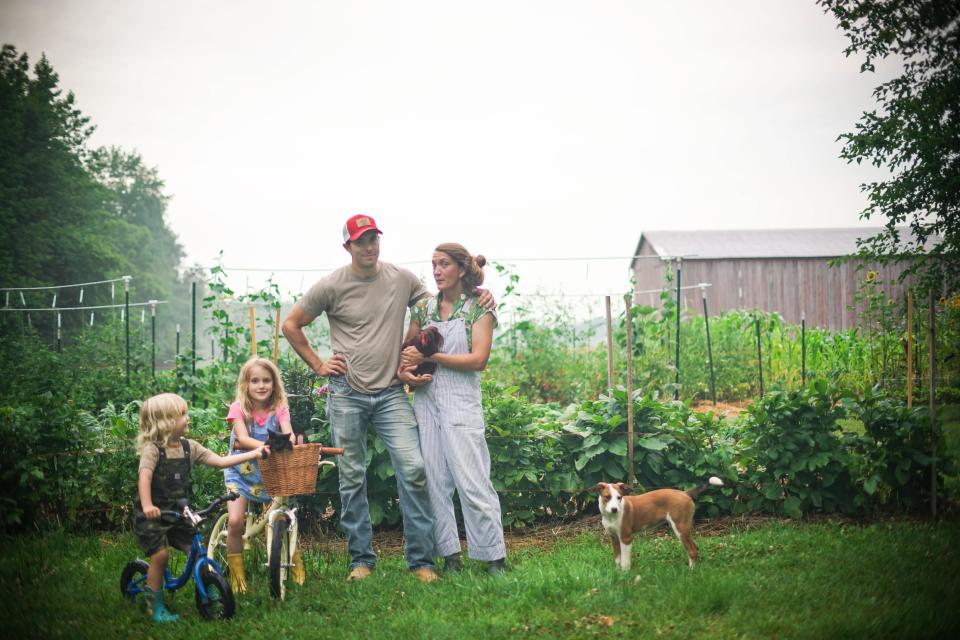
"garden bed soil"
689,400,751,417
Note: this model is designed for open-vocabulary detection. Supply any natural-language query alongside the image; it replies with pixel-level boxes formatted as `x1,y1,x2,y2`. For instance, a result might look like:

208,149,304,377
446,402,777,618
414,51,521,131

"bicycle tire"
268,515,290,600
206,512,230,575
119,559,149,600
195,566,235,620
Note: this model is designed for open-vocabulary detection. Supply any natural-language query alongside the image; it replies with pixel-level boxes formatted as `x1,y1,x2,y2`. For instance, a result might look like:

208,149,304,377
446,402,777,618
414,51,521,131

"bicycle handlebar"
318,446,344,456
147,492,240,523
196,492,240,518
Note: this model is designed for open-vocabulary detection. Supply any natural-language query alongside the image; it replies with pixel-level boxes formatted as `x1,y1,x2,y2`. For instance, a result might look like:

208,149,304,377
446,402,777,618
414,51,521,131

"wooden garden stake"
273,306,281,364
624,293,635,486
605,295,614,395
249,304,257,357
701,284,716,405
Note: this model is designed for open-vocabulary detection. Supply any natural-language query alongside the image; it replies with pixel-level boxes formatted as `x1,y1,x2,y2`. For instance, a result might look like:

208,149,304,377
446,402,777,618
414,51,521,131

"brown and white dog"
590,477,724,571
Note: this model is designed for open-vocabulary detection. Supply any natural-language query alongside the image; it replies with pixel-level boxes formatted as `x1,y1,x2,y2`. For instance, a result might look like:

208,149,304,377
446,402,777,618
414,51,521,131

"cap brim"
348,228,383,241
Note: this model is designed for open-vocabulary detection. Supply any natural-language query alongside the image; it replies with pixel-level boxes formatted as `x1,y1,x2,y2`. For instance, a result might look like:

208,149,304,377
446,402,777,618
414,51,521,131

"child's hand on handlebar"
143,505,161,519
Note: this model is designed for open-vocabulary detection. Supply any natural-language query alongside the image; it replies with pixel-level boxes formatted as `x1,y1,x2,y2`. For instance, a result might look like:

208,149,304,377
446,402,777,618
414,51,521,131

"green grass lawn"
2,518,959,639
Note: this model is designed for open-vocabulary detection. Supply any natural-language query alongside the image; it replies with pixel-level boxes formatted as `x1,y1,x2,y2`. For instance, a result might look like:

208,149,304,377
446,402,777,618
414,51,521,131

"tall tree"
0,44,114,298
819,0,959,292
1,45,185,320
87,147,184,300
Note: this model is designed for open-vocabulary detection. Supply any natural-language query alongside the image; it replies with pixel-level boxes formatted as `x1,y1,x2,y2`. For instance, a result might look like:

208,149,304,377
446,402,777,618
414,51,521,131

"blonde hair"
435,242,487,293
137,393,188,453
234,357,289,420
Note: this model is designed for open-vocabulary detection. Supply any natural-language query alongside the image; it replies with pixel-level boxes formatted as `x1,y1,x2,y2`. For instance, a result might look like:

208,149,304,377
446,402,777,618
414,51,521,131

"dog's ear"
617,483,633,495
587,483,604,493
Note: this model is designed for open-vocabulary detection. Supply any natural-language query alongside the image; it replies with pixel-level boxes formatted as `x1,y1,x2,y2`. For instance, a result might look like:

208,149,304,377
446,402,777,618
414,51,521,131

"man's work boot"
412,567,439,583
347,565,373,582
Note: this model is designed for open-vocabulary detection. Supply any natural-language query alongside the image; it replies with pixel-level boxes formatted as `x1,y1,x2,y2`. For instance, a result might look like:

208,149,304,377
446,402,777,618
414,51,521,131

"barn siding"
632,237,915,329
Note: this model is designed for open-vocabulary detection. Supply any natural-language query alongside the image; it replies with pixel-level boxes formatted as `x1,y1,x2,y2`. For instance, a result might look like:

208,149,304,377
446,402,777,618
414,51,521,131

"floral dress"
222,403,283,502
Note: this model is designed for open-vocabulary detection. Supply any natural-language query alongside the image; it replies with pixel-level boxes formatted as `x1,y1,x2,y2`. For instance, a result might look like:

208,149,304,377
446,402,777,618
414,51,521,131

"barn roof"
631,227,932,269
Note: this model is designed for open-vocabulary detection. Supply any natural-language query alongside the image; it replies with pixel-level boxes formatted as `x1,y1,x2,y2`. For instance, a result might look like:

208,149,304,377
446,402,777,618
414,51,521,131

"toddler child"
134,392,268,623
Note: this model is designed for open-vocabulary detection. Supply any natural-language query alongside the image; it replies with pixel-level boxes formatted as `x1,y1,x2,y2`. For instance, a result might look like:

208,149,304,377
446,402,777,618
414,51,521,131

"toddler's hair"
234,357,289,420
137,392,188,453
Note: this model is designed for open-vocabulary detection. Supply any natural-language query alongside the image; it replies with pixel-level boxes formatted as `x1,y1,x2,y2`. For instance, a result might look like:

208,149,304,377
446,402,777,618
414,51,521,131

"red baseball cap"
342,214,383,243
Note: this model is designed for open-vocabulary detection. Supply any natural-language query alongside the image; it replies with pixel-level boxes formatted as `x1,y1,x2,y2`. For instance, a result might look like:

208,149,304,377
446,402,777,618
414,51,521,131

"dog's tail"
686,476,724,499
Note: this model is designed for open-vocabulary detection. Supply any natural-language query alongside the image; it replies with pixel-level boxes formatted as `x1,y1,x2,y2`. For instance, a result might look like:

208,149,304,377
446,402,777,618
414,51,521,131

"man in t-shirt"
283,214,491,583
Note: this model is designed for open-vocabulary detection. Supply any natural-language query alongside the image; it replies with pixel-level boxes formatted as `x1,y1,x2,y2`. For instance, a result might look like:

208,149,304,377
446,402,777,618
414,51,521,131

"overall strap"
426,295,439,319
155,442,166,461
180,438,192,473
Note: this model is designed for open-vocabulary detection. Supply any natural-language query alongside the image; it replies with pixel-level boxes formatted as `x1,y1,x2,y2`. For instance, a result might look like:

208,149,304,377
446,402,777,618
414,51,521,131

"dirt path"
301,512,786,556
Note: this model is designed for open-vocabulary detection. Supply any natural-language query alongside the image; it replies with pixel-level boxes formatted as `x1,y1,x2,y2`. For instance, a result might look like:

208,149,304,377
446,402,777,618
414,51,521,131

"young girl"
222,357,300,593
135,392,267,624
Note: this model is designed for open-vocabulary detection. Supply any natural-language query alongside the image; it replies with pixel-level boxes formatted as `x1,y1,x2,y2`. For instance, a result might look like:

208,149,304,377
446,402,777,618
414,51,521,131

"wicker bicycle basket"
259,443,321,496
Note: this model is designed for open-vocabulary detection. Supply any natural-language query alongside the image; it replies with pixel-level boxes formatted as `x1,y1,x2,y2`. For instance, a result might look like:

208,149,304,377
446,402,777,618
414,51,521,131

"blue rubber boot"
145,587,179,623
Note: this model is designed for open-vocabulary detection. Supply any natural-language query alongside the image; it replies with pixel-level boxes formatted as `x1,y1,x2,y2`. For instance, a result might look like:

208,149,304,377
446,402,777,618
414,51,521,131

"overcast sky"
1,1,897,316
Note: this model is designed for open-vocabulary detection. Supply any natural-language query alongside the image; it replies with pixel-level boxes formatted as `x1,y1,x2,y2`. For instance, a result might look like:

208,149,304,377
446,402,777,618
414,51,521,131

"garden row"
1,349,949,532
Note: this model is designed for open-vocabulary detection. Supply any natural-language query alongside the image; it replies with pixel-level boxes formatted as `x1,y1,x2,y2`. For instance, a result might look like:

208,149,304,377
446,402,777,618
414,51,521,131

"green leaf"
583,434,602,448
636,436,669,451
783,495,803,519
608,437,628,456
368,501,384,526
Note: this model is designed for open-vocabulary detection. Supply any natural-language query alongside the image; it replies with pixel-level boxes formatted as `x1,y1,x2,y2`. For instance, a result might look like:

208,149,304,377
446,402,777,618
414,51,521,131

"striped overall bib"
413,296,505,561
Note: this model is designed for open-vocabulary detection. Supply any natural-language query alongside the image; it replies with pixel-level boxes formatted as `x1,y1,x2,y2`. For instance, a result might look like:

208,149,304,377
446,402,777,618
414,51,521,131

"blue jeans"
327,376,436,570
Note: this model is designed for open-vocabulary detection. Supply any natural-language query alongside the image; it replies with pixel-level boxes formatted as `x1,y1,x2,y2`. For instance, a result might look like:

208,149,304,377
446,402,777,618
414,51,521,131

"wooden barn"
629,228,919,330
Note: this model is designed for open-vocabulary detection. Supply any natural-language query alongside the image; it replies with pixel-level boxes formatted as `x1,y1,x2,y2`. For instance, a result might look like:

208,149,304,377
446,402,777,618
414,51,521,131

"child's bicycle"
206,443,343,600
121,492,240,620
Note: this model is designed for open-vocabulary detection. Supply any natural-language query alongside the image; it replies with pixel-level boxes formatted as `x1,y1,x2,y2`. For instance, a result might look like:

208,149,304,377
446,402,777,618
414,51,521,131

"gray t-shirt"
298,261,429,394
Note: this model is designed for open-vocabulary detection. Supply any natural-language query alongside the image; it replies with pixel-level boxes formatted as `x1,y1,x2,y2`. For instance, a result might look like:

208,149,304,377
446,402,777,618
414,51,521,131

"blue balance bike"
120,492,240,620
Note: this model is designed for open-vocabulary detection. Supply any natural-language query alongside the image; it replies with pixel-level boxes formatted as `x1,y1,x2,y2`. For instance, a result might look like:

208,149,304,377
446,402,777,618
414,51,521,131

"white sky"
1,1,897,318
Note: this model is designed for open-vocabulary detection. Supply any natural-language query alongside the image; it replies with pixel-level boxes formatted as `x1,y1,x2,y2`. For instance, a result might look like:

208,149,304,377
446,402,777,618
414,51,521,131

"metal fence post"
674,258,681,400
801,311,806,387
929,288,937,518
756,313,764,398
123,276,131,383
906,292,913,407
149,300,157,378
191,282,197,375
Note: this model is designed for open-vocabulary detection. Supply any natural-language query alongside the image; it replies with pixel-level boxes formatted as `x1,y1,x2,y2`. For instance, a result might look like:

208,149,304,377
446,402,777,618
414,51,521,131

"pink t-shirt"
225,401,290,426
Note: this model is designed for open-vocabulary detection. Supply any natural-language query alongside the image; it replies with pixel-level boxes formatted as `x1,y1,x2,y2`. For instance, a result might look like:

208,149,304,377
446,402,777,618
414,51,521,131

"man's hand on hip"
318,353,347,377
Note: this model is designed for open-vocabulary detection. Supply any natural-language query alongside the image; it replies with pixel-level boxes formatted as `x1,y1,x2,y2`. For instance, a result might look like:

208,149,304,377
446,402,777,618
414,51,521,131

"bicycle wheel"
194,567,235,620
119,559,149,600
206,512,230,575
268,515,290,600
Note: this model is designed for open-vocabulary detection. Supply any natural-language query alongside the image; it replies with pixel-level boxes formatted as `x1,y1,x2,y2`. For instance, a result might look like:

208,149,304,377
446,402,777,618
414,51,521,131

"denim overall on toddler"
133,439,193,622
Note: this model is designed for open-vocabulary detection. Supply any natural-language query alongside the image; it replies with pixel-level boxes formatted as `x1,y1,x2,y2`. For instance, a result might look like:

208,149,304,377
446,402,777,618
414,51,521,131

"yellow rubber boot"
226,553,248,594
292,549,306,585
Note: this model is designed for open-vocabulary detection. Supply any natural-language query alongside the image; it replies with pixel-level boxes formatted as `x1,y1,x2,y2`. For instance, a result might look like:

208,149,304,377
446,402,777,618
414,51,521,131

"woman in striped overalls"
398,243,506,575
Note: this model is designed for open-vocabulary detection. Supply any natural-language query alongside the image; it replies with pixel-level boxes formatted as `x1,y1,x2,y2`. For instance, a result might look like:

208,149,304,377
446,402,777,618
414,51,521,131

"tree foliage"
0,44,185,330
819,0,960,292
